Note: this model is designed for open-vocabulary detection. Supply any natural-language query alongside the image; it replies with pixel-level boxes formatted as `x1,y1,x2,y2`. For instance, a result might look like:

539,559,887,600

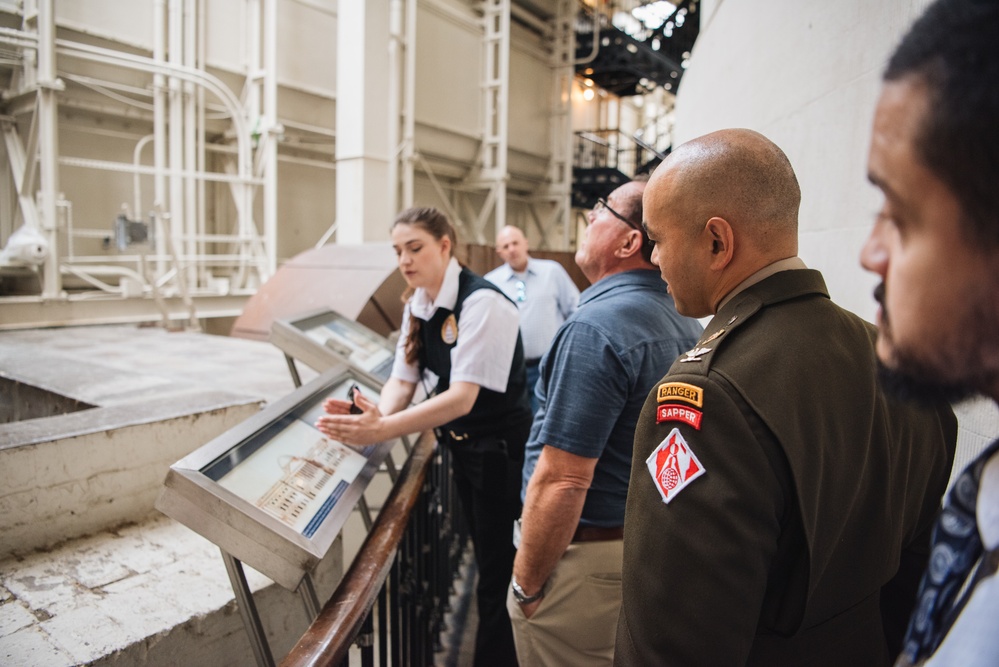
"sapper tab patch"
656,404,703,430
657,381,703,407
646,428,706,504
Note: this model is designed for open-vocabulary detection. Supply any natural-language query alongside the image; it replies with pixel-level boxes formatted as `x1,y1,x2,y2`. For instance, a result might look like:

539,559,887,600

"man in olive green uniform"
615,129,957,666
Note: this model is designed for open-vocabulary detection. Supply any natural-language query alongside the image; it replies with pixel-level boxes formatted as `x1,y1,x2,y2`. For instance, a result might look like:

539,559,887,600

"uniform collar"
410,257,461,319
716,256,807,312
672,268,829,368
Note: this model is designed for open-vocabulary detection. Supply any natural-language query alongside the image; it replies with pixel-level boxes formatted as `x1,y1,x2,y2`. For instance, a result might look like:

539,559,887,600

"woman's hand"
315,389,385,446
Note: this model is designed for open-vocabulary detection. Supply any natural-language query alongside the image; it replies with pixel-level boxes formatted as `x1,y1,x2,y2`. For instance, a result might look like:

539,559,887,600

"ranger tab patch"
656,404,703,430
656,381,703,407
646,428,706,504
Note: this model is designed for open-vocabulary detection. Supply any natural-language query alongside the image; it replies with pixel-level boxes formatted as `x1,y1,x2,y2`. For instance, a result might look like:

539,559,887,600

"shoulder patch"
657,382,703,407
656,404,702,429
646,428,706,504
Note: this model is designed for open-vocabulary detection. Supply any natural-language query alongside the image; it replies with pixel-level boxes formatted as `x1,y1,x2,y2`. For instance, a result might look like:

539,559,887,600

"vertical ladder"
472,0,511,241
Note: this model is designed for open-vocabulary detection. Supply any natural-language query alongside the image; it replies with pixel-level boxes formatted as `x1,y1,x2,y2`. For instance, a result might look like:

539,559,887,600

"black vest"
417,267,531,440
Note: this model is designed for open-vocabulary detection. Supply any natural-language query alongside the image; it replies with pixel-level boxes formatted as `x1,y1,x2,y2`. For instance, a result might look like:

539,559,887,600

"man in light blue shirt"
485,225,579,413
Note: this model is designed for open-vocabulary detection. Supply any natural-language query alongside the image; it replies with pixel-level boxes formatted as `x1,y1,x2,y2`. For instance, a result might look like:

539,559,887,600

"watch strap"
511,575,545,604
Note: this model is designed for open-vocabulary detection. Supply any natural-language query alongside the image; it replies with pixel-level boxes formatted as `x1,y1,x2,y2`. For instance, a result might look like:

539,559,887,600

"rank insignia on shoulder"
700,328,725,345
679,346,711,362
656,382,703,407
441,314,458,345
646,428,706,504
656,404,703,430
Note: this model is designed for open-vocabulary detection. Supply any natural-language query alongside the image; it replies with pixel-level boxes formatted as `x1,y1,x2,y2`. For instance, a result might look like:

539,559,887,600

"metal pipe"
59,155,265,184
153,0,168,276
402,0,416,207
55,40,251,165
183,0,198,286
168,0,185,286
262,0,278,277
388,0,403,217
132,134,154,217
287,0,336,17
36,0,60,298
575,5,602,66
196,0,207,284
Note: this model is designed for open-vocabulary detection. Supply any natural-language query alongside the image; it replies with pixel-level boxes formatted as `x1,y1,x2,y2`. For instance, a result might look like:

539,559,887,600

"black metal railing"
281,432,468,667
574,0,700,96
574,128,666,177
573,128,668,207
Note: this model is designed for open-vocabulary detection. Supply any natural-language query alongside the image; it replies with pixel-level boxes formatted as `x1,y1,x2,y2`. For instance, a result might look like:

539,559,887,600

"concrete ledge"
0,397,262,559
0,513,342,667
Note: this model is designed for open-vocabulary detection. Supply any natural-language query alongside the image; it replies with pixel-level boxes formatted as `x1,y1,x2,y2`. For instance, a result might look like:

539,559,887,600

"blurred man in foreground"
860,1,999,664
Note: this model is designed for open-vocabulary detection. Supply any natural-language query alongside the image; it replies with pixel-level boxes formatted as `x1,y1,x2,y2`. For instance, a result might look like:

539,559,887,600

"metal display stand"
156,365,391,667
269,307,396,386
269,308,420,524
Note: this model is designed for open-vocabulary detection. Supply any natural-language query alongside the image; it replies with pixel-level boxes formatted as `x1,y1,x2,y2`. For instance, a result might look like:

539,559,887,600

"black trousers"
449,422,530,667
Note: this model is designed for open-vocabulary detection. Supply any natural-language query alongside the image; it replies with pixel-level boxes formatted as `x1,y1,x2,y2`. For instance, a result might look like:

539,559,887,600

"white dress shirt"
484,257,579,360
391,257,521,393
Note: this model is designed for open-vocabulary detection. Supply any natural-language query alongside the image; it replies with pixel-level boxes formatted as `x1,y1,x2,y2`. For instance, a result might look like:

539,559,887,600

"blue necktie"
900,438,999,664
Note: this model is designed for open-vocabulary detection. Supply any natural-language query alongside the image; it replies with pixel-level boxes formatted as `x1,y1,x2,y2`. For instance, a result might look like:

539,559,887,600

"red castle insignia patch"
645,428,706,504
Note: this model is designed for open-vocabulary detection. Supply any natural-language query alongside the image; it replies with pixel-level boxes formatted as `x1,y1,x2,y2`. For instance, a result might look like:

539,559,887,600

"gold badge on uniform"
700,328,725,345
441,314,458,344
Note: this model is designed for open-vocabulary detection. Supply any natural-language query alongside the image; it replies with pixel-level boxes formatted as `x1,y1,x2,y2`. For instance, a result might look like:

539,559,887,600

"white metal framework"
0,0,585,330
0,0,279,329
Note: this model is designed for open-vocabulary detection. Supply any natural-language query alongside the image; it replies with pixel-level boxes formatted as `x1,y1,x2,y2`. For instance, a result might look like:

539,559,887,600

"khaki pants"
507,539,623,667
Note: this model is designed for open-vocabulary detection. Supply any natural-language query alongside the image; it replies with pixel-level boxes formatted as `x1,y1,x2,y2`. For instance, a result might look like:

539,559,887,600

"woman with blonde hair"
317,206,531,666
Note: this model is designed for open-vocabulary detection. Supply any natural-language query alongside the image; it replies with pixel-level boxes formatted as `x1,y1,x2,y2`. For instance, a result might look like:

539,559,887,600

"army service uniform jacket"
615,269,957,667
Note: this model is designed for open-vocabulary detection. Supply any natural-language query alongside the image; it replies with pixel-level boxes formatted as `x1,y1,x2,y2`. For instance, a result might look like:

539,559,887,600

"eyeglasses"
515,280,526,303
592,198,643,234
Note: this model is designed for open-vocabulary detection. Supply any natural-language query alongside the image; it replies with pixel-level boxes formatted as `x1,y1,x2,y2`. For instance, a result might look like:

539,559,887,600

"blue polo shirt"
521,269,703,527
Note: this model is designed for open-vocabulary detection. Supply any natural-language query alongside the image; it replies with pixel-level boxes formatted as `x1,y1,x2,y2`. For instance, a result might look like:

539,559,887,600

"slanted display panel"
156,365,390,590
270,308,395,384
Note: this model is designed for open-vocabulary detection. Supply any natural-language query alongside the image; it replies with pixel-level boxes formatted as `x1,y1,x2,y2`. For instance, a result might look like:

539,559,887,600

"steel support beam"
0,293,251,331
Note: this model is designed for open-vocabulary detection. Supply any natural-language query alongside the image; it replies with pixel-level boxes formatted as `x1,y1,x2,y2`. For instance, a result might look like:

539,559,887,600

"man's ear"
618,229,644,259
704,217,734,269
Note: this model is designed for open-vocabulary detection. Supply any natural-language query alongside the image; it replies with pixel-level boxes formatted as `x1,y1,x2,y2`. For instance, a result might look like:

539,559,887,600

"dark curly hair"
885,0,999,248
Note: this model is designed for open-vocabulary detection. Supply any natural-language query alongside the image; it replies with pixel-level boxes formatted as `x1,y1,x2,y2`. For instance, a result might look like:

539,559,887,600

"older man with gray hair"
486,225,579,412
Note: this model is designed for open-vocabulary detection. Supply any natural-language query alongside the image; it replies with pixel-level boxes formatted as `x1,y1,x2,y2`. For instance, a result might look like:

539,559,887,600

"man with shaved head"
615,129,956,665
486,225,579,413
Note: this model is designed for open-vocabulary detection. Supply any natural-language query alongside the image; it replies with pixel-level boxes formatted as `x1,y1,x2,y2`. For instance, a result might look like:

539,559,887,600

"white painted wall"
674,0,998,472
674,0,932,319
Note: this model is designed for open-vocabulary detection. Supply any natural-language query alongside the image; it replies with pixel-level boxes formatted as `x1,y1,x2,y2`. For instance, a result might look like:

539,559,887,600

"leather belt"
572,524,624,543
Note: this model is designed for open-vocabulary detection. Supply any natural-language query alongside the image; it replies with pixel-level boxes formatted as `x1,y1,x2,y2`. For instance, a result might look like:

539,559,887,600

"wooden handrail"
280,431,438,667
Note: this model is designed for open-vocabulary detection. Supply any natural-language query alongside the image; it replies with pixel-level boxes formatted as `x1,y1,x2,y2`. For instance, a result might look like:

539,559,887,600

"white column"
335,1,391,244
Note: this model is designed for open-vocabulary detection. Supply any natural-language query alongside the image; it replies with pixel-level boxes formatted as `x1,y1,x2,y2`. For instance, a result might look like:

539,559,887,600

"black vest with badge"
417,266,531,447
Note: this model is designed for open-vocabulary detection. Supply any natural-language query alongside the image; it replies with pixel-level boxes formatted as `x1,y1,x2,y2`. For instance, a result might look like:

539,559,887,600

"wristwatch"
511,575,545,604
